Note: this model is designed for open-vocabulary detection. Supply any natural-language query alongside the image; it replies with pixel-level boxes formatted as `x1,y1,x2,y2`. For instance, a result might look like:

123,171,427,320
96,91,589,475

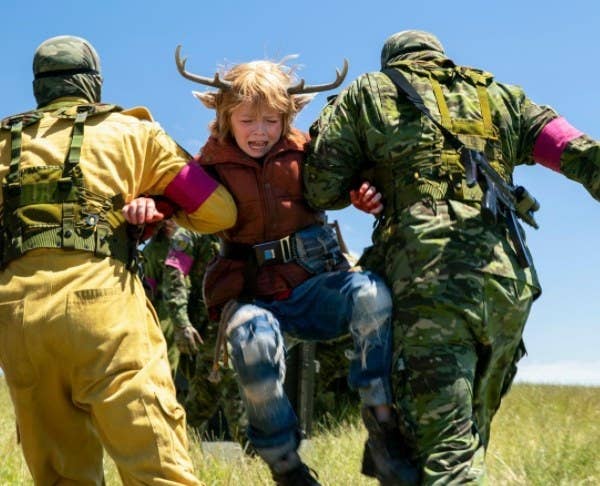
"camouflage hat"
380,30,446,68
32,35,103,108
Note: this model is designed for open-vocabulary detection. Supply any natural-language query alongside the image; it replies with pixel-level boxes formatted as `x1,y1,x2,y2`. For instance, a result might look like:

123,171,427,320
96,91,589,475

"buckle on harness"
6,182,21,196
253,235,293,265
57,177,73,192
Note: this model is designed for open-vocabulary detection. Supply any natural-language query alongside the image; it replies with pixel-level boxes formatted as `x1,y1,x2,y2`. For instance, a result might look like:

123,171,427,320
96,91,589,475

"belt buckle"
279,235,293,263
254,235,293,265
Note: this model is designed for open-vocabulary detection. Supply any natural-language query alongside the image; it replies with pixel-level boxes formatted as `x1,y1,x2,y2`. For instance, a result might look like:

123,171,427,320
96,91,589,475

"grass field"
1,378,598,485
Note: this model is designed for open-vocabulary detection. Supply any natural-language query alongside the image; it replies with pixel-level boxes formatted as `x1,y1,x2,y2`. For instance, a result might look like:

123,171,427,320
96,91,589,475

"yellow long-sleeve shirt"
0,97,237,310
0,98,232,484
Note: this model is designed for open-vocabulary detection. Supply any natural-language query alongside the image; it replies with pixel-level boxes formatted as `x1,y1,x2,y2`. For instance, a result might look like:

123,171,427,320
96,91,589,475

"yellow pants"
0,250,202,485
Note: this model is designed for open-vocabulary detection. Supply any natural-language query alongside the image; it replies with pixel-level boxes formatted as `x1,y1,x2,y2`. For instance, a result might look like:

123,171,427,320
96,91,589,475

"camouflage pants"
178,322,246,443
392,272,534,485
313,335,359,418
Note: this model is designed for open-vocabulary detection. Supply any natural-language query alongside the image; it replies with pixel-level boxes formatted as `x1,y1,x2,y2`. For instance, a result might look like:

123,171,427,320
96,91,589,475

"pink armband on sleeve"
164,162,219,213
165,250,194,276
532,117,583,172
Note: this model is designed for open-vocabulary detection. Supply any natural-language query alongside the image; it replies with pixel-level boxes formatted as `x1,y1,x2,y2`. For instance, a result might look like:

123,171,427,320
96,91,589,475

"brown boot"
361,407,419,485
270,450,321,486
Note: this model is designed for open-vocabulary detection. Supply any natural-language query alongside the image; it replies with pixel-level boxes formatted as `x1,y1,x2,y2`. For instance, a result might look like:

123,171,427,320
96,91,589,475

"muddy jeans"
225,269,393,465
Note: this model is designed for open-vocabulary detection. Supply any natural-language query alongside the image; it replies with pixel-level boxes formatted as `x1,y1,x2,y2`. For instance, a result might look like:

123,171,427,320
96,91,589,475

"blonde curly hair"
193,58,314,143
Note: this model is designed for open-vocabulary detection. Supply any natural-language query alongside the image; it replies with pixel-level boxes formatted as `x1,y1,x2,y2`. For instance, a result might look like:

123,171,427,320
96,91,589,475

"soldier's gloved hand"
174,325,204,355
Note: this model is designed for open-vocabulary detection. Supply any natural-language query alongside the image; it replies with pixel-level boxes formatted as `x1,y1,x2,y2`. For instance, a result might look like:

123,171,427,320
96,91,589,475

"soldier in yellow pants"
0,35,236,485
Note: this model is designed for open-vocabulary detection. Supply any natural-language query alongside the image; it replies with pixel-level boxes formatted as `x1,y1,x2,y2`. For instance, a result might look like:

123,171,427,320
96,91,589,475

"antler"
175,45,232,90
287,59,349,95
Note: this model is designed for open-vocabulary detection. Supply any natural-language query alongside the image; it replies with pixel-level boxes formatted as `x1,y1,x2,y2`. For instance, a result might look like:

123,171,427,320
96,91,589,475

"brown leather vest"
198,129,323,308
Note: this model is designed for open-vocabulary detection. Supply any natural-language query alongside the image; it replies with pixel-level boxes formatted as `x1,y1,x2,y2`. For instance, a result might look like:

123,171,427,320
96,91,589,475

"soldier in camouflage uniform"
313,335,358,419
141,219,180,373
305,30,600,484
162,225,246,441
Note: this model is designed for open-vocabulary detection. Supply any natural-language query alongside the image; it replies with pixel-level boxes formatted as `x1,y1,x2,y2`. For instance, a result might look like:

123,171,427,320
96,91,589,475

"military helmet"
32,35,103,107
33,35,101,78
380,30,446,68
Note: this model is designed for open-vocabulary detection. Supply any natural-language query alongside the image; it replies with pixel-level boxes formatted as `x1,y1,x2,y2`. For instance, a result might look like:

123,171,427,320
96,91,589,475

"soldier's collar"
38,97,91,112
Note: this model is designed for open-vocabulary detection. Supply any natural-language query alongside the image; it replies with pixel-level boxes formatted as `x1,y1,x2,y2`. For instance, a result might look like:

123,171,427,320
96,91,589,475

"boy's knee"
226,305,284,384
350,272,392,336
226,304,270,339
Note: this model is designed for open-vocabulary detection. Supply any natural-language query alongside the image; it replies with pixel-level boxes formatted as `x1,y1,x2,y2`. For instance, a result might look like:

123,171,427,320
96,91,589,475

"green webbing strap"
383,68,504,170
394,181,449,207
61,203,75,249
476,85,495,138
63,109,88,178
2,209,133,268
383,68,463,151
430,78,452,129
1,105,137,271
381,68,500,208
7,121,23,188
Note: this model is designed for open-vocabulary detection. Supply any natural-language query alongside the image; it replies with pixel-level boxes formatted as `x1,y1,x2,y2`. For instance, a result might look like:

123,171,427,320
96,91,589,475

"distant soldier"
306,29,600,483
313,335,358,419
163,226,246,441
0,35,236,484
141,219,180,373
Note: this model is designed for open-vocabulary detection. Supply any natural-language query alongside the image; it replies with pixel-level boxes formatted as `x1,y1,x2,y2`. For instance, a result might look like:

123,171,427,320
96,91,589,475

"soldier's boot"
269,450,321,486
361,407,419,486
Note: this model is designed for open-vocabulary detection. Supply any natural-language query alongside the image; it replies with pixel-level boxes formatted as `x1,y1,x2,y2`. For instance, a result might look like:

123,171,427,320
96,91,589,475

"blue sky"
2,0,598,384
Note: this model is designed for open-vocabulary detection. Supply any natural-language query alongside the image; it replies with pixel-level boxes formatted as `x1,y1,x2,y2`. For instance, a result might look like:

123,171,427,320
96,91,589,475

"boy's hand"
122,197,165,225
350,182,384,215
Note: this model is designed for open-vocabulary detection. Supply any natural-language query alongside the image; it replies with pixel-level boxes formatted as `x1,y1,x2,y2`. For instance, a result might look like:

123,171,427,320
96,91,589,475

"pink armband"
532,117,583,172
164,162,219,213
165,250,194,276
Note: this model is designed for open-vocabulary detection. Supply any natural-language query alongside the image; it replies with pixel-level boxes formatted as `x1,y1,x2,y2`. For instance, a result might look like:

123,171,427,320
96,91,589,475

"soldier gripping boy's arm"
0,35,236,485
304,29,600,485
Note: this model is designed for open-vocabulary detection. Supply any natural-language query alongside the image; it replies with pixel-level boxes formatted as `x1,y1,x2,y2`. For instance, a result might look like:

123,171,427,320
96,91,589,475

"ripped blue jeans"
225,269,392,464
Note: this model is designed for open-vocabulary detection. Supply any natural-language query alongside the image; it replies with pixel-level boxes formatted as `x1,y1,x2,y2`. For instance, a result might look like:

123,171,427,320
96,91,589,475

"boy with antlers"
180,49,419,485
127,50,418,484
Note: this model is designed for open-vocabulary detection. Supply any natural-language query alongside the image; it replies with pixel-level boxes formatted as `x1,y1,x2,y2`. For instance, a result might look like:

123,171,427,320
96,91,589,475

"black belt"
220,236,296,266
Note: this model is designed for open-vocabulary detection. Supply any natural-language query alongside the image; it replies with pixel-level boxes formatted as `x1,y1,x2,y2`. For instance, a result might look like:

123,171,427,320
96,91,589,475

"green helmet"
380,30,446,68
32,35,103,108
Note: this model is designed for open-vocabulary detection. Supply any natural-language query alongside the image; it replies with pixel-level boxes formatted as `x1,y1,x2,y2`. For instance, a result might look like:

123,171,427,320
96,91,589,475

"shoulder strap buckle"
57,177,73,192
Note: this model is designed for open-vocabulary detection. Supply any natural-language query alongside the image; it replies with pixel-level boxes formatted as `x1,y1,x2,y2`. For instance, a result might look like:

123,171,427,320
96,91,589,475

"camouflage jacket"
163,227,219,330
305,54,600,292
141,232,172,319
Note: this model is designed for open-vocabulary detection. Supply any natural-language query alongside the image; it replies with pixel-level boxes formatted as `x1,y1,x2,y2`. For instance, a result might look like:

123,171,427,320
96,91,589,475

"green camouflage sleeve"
164,265,192,328
305,80,369,210
560,136,600,201
185,233,219,329
141,240,164,303
510,91,558,165
163,228,195,329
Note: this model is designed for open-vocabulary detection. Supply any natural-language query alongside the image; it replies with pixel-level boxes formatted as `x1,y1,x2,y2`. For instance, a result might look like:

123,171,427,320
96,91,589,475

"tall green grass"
1,378,598,485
